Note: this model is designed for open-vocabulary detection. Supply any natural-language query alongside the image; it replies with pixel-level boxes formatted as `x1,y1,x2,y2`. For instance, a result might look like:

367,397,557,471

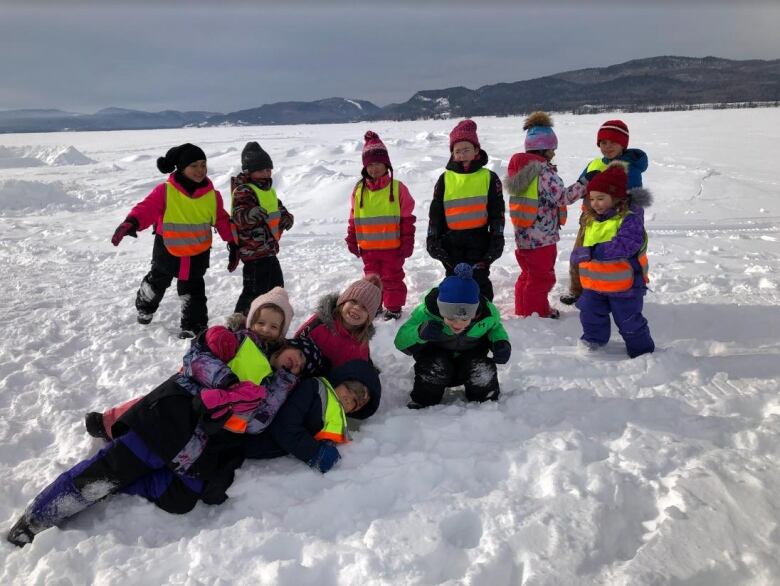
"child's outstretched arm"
267,379,323,464
213,190,236,243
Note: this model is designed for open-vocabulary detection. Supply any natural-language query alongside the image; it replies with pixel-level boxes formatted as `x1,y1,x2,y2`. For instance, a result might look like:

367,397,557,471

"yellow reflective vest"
161,183,217,257
314,378,350,444
353,180,401,250
244,183,283,242
221,337,273,433
443,168,489,230
580,212,649,294
509,172,568,230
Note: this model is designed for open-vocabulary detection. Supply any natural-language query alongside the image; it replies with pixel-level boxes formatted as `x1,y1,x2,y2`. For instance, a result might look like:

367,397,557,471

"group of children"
7,114,656,547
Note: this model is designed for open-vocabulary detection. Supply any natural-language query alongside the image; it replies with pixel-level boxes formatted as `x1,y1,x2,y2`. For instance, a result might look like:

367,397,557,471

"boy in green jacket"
394,263,511,409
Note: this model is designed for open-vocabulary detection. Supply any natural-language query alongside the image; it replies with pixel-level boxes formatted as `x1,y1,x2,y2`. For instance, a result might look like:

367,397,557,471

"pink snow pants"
514,244,557,317
361,249,407,312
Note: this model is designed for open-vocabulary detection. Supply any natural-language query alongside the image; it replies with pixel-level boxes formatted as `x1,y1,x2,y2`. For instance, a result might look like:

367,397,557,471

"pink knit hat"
246,286,294,337
337,274,382,318
449,119,480,152
362,131,391,168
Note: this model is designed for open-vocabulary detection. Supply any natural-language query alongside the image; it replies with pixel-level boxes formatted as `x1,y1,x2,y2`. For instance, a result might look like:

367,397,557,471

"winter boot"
559,293,579,306
178,329,196,340
545,308,560,319
137,311,153,325
6,516,36,548
85,412,110,441
383,309,402,321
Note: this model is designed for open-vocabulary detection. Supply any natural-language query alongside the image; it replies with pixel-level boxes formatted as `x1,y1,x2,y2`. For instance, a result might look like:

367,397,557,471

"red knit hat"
597,120,629,150
449,119,480,152
587,162,629,199
362,131,391,168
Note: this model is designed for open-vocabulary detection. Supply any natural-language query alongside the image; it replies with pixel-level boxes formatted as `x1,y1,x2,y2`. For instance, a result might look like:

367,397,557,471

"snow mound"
0,145,95,169
0,179,81,211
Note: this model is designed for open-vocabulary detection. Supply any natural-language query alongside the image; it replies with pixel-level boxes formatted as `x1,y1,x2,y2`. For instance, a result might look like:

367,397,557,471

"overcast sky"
2,1,779,114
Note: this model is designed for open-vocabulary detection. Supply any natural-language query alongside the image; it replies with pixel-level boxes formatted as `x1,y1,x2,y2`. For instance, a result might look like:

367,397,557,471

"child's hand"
347,240,361,257
418,321,445,341
490,340,512,365
279,212,294,232
111,218,138,246
570,246,592,265
308,440,341,473
227,243,240,272
205,326,239,362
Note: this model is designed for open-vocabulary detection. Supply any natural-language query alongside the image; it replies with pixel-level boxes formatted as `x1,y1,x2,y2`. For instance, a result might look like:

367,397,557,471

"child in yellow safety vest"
426,119,505,300
110,143,236,339
243,359,382,474
346,131,416,321
230,142,295,315
568,162,655,358
504,112,588,319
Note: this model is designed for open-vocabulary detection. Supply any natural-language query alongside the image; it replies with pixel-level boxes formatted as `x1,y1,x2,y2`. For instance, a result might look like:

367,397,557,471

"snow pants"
576,289,655,358
411,347,499,407
234,255,284,315
136,266,207,332
514,244,557,317
16,431,203,539
361,249,407,312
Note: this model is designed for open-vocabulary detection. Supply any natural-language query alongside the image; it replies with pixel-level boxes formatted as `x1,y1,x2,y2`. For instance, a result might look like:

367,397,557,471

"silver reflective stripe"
162,222,211,232
443,195,485,209
448,210,487,222
580,264,633,282
358,230,400,241
354,215,399,226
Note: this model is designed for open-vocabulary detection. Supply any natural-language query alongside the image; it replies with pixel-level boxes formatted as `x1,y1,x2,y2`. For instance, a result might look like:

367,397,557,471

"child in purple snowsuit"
569,162,655,358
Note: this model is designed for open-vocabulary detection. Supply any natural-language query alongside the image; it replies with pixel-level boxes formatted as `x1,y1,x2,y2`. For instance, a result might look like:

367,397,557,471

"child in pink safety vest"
110,143,235,339
346,131,416,321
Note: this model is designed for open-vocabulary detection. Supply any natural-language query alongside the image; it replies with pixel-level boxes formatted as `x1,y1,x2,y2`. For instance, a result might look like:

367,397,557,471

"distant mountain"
1,56,778,133
378,56,780,119
206,97,382,126
0,108,217,133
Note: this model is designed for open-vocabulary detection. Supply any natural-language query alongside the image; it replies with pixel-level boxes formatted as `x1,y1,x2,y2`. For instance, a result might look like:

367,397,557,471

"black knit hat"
156,143,206,174
328,359,381,420
241,141,273,172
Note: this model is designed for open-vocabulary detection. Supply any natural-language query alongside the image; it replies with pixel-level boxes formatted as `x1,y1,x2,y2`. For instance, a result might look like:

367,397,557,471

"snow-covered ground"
1,109,779,585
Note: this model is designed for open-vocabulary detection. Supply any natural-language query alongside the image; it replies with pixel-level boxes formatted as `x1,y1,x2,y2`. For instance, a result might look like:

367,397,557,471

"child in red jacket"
295,275,382,369
346,131,416,320
110,143,235,338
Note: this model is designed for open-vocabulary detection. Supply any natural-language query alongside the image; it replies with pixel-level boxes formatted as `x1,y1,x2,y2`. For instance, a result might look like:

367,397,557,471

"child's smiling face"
340,300,369,328
598,139,624,161
452,141,479,163
443,316,472,334
250,307,284,343
588,190,615,215
271,347,305,375
333,383,369,414
366,163,387,180
183,160,208,182
249,169,273,181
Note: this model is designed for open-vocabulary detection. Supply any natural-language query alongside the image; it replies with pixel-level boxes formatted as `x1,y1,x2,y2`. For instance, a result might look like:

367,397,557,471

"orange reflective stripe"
223,415,248,433
314,430,350,444
579,259,634,293
356,222,398,233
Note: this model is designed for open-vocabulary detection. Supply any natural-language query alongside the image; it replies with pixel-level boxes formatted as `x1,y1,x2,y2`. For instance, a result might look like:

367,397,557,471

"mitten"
279,212,294,232
227,243,240,272
204,326,239,362
199,381,267,418
418,320,445,341
570,246,592,265
111,218,138,246
347,238,361,258
307,440,341,474
490,340,512,365
579,169,601,185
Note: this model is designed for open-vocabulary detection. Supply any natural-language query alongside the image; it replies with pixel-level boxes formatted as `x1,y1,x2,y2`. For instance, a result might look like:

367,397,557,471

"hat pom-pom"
453,263,474,280
364,273,382,290
364,130,379,141
156,156,175,174
523,111,553,131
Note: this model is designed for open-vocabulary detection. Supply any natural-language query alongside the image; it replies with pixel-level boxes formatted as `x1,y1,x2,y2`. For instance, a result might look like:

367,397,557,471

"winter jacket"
427,149,505,267
394,288,509,358
125,172,234,281
295,293,374,368
505,153,587,249
346,174,416,258
230,173,294,262
580,188,653,297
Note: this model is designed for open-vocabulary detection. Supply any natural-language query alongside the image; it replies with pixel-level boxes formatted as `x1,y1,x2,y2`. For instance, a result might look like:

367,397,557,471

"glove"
205,326,239,362
111,219,138,246
579,169,601,185
418,320,445,341
570,246,592,265
491,340,512,365
308,440,341,474
347,239,361,258
199,381,268,418
279,212,294,232
227,243,240,272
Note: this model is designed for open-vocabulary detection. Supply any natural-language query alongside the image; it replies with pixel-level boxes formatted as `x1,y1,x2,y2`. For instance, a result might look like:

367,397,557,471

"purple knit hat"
523,111,558,152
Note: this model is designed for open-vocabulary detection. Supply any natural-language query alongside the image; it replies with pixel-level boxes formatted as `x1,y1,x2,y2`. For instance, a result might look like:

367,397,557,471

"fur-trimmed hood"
316,293,376,340
628,186,653,209
504,156,546,196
